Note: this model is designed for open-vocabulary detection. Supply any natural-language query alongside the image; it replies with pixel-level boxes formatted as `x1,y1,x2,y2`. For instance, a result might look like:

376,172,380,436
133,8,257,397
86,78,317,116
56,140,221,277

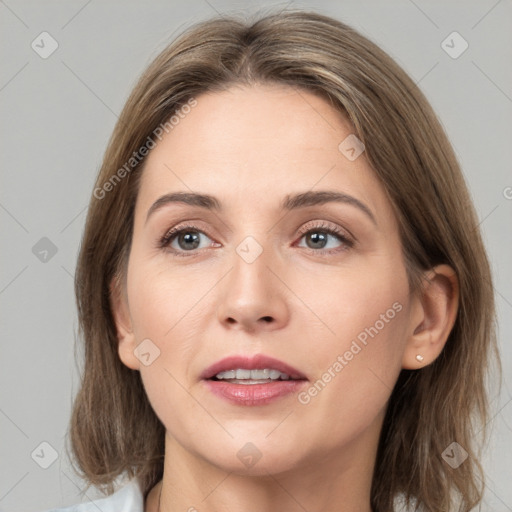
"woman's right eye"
159,225,215,256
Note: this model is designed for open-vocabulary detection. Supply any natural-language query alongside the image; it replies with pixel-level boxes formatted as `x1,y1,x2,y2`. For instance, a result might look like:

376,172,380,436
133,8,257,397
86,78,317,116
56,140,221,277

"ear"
402,264,459,369
110,274,140,371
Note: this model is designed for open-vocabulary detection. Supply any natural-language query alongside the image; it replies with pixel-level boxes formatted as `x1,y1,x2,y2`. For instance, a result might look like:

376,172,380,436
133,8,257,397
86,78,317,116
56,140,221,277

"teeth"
236,369,251,379
215,368,292,380
251,369,270,379
269,369,281,380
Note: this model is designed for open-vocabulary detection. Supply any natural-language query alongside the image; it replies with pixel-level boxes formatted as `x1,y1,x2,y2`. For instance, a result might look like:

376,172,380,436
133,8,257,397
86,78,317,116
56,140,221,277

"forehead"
144,84,353,171
135,84,394,224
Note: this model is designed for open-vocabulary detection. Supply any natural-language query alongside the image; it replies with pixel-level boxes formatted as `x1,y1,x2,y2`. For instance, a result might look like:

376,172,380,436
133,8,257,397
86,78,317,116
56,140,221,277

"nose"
216,239,290,333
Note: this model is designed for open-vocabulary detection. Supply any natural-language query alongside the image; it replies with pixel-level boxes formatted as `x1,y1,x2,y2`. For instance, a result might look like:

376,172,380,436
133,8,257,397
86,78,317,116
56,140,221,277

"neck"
149,415,382,512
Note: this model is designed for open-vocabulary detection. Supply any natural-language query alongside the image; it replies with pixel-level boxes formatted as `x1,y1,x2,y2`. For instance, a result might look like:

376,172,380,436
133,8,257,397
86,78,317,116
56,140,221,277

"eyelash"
158,221,354,258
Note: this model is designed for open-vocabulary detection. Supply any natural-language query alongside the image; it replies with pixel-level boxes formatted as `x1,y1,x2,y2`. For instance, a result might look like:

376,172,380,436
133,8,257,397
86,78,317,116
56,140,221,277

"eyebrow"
145,190,376,225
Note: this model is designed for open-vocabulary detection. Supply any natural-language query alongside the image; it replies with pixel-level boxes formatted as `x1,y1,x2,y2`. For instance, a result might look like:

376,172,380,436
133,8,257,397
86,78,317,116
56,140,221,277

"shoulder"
40,477,144,512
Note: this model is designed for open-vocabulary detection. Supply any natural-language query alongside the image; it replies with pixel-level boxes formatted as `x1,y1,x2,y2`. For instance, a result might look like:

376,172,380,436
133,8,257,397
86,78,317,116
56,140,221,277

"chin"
195,432,307,477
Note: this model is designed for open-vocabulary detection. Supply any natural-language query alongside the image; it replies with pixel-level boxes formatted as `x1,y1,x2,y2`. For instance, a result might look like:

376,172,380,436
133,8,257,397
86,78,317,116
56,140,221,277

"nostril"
261,316,273,322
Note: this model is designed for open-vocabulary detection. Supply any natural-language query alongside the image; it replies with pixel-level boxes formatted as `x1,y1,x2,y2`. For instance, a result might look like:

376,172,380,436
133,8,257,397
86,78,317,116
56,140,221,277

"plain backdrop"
1,1,511,510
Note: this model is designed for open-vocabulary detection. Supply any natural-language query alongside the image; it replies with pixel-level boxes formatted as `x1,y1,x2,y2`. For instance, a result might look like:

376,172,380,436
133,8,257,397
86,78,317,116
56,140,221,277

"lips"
200,354,307,381
201,354,308,406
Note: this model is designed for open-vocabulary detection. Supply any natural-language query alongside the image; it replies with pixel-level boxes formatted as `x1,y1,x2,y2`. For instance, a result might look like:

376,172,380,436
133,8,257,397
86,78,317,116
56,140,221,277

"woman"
46,8,499,512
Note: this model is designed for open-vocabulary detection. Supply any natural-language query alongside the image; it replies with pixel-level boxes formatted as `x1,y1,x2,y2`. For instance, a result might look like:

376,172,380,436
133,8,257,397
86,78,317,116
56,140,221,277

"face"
114,84,422,476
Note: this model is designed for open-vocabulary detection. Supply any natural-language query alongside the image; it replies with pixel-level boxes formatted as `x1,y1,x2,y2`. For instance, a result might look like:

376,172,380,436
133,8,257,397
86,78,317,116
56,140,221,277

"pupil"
308,232,327,249
179,231,200,250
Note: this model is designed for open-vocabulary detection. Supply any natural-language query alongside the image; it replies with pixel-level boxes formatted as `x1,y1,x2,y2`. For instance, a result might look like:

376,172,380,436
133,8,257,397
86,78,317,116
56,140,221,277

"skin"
112,83,459,511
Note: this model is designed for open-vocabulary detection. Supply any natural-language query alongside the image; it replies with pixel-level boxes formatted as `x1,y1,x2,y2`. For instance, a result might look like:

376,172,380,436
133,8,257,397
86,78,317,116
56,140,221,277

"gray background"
1,0,511,510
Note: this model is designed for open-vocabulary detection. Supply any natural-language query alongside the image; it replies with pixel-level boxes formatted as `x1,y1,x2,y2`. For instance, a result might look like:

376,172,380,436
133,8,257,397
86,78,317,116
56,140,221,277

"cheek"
126,261,216,410
127,260,208,341
297,262,409,358
127,264,212,436
293,279,409,442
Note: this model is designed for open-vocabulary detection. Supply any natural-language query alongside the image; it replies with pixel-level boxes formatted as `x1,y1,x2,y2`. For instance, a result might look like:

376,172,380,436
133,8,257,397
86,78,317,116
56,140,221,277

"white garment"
41,477,144,512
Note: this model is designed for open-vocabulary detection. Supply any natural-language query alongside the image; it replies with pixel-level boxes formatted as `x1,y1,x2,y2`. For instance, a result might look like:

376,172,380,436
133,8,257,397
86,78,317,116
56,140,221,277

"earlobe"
109,274,140,371
402,264,459,369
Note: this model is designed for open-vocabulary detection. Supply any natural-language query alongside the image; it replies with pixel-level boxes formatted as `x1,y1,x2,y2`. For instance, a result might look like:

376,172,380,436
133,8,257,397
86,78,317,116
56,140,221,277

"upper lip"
200,354,307,380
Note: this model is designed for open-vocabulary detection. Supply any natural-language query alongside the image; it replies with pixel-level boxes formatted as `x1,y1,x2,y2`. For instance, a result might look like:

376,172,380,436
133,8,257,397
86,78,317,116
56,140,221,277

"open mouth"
210,368,301,384
202,355,308,405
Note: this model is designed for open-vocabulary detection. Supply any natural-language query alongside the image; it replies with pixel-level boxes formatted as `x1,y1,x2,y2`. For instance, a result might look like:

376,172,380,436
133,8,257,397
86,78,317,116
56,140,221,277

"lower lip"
203,379,307,406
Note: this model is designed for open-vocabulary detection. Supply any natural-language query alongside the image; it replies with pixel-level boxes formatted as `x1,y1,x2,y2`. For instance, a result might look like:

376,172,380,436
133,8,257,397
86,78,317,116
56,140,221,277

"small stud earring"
416,354,424,362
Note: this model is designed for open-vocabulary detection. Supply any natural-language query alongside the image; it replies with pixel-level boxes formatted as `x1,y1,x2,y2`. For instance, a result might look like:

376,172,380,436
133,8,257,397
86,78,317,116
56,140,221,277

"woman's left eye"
295,223,353,253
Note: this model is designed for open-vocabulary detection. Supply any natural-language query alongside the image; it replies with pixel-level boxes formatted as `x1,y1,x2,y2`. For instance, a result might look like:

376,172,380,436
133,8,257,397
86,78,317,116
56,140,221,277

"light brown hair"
69,9,499,511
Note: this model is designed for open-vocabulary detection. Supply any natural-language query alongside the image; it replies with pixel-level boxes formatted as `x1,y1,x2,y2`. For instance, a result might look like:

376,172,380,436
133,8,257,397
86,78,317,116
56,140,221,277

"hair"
68,8,499,511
